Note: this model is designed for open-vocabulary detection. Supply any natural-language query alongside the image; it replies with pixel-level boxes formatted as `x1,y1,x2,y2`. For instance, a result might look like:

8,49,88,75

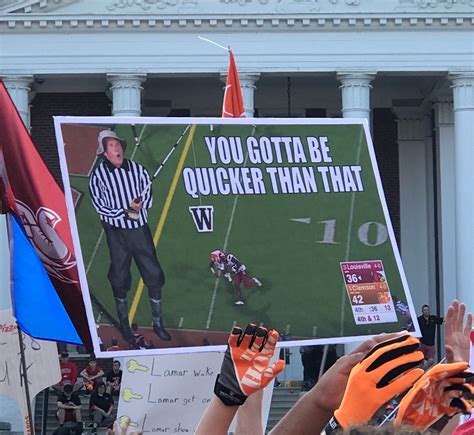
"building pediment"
2,0,474,15
1,0,473,32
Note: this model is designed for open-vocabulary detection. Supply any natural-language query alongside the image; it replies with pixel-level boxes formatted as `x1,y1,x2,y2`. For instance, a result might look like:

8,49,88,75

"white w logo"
189,206,214,233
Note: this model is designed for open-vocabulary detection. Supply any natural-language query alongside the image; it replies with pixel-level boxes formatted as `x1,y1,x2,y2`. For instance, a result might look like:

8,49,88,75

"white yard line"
86,231,105,275
205,126,255,329
137,124,147,145
205,159,246,329
191,138,203,207
339,128,364,335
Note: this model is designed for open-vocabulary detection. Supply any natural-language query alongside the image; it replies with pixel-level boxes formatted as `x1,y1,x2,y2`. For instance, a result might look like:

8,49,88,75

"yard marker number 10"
317,219,388,247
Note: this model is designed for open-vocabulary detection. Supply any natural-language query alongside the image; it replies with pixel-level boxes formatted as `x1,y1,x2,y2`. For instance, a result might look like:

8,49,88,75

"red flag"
0,80,92,348
222,50,246,118
0,148,17,214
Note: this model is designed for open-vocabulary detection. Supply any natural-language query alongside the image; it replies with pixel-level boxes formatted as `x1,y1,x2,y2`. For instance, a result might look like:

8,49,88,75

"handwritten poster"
117,352,275,433
0,309,61,434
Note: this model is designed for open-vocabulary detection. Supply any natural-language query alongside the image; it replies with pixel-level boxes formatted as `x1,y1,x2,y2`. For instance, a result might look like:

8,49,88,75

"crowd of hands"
112,299,473,435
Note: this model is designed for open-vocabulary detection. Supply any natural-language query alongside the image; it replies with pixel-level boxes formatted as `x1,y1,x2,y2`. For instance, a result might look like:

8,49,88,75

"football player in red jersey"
209,250,262,305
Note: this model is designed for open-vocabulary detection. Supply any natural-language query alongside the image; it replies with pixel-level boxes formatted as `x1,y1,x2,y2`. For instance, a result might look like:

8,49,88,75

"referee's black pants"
102,221,165,300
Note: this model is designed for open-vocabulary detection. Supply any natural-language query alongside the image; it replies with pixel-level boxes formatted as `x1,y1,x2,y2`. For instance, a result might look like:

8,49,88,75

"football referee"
89,130,171,342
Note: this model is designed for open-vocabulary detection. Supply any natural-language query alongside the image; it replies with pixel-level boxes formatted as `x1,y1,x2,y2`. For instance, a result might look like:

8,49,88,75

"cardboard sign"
116,352,273,434
0,309,60,434
54,117,419,356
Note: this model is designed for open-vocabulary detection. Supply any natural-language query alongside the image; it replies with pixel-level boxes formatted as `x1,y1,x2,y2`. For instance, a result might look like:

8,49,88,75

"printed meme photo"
53,117,420,356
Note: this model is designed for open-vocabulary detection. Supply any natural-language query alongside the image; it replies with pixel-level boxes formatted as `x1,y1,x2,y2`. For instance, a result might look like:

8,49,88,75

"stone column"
106,73,146,117
337,72,375,353
1,75,33,129
434,99,456,312
337,72,375,121
240,73,260,118
394,108,433,313
449,72,474,313
220,72,260,118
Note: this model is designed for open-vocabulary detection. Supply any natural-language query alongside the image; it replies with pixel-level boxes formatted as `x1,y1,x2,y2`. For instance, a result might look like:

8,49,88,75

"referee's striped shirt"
89,159,153,229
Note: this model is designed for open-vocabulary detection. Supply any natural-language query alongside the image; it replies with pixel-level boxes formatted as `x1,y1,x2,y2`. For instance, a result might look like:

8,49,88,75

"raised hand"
214,324,285,406
445,299,473,363
328,334,424,430
395,362,474,430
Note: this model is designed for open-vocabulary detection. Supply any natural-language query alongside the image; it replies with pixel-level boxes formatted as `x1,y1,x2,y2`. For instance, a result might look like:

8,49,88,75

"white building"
1,0,473,324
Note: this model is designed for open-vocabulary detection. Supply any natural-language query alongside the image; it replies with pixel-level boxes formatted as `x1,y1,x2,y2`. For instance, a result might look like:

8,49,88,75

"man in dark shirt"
56,383,82,433
105,360,122,395
417,304,443,365
89,382,114,433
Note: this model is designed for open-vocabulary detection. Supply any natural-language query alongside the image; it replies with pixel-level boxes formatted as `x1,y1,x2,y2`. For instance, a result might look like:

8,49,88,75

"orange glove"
214,324,286,406
395,362,473,430
326,334,424,431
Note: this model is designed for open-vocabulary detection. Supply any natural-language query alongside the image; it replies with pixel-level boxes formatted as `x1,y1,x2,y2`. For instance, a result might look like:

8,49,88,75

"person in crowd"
52,424,83,435
80,358,105,394
194,299,472,435
377,403,396,424
195,323,285,435
55,383,82,434
300,345,321,391
106,337,122,352
89,381,114,433
393,360,472,431
417,304,444,366
131,323,152,349
54,351,82,393
99,299,472,435
269,299,472,435
453,418,474,435
106,360,123,395
300,344,339,392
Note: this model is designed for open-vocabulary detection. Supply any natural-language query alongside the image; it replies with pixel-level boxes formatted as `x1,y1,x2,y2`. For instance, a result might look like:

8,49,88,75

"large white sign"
117,352,274,434
54,117,419,357
0,309,61,435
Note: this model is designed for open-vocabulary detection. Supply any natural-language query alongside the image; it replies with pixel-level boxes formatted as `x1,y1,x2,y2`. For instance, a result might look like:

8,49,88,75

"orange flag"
222,50,246,118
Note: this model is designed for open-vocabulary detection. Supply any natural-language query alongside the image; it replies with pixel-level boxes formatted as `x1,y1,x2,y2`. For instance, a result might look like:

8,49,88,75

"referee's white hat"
96,130,127,155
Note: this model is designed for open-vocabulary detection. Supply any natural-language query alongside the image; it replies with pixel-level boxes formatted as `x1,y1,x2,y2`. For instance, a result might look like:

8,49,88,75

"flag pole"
197,36,229,52
16,322,35,435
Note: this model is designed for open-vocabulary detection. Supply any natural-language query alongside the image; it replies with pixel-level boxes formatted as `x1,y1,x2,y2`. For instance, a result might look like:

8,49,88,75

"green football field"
70,121,410,341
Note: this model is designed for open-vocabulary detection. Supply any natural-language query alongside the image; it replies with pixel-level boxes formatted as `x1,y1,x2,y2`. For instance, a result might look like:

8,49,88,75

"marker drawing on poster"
53,117,420,356
116,352,274,434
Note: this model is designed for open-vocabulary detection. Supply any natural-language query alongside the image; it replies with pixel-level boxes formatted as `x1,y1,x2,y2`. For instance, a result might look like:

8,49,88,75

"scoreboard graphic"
340,260,398,326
